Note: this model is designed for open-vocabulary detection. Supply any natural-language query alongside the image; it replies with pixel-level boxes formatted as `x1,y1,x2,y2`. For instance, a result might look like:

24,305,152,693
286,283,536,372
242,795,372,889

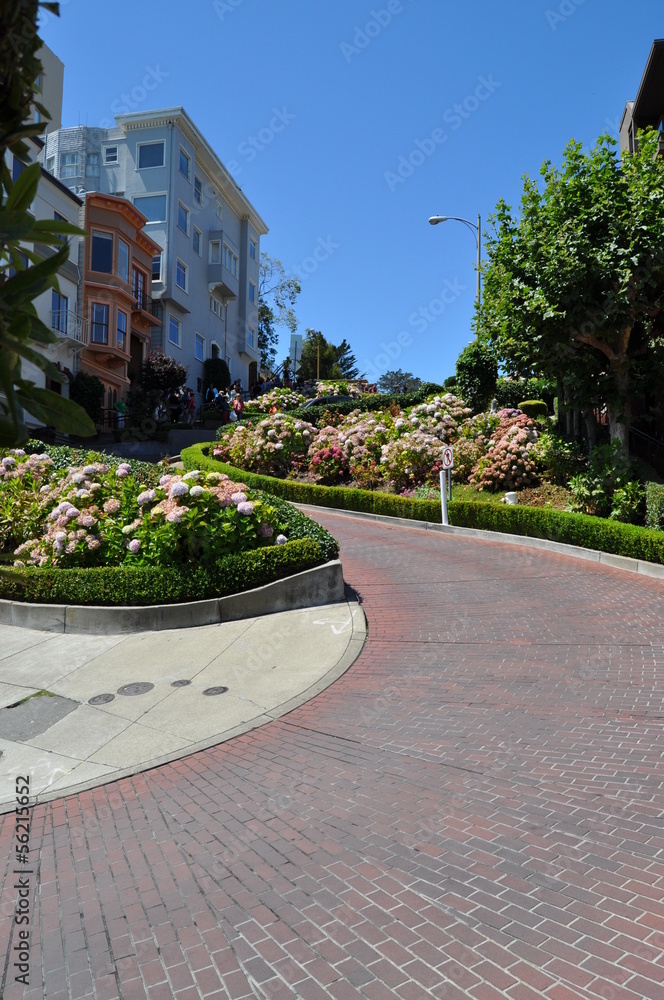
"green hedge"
517,399,548,418
0,539,324,606
182,443,664,566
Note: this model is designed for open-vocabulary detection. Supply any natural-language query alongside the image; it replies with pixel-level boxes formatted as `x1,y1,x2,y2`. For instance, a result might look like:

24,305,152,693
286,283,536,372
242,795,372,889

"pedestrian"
184,389,196,425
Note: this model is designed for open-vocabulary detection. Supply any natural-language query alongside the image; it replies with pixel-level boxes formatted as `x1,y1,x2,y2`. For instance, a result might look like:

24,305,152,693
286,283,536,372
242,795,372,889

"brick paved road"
2,511,664,999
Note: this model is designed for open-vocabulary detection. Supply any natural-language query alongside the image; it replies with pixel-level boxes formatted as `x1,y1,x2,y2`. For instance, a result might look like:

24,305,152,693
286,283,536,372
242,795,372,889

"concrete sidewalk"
0,597,365,811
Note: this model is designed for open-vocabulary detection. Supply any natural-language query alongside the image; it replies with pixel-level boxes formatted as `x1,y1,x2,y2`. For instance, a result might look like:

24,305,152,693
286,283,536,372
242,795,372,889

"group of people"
206,381,245,424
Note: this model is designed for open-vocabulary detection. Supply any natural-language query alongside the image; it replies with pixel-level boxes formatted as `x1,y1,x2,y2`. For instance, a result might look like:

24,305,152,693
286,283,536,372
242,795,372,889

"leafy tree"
454,341,497,412
0,0,95,444
377,370,423,394
258,254,300,371
202,357,230,395
481,132,664,454
138,352,188,393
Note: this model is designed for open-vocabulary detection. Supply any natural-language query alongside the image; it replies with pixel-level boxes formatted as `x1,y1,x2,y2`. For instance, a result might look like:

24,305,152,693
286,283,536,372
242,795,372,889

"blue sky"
41,0,663,384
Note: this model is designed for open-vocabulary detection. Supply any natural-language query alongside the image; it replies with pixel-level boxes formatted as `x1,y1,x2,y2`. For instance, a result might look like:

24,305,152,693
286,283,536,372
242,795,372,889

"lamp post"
429,214,481,324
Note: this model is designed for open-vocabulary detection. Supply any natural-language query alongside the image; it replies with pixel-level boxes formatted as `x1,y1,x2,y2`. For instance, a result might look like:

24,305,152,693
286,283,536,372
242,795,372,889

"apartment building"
81,193,162,413
44,109,268,402
620,38,664,154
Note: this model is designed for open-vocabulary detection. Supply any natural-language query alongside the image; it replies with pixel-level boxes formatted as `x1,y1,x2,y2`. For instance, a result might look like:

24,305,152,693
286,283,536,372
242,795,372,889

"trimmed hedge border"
0,539,325,606
182,443,664,567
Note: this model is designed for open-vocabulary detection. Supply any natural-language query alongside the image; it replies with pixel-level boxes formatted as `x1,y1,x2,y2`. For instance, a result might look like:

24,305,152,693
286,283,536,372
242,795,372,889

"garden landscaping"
180,389,664,567
0,443,338,606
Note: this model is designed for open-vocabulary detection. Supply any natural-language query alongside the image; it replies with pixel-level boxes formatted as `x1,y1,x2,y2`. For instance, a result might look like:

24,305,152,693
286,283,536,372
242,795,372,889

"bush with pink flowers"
213,413,317,476
470,413,539,491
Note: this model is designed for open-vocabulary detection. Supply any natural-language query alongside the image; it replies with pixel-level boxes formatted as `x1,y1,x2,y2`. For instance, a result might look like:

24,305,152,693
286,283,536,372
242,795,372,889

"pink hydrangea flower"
127,539,141,554
236,501,254,516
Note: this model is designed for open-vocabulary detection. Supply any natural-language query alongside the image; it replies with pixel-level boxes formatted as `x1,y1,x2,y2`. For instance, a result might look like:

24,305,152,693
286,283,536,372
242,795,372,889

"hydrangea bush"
213,413,317,476
470,413,539,491
243,387,308,413
6,455,284,569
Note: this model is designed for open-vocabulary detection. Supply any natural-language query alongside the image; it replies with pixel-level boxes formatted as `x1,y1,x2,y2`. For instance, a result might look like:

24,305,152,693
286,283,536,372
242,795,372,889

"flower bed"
0,445,338,605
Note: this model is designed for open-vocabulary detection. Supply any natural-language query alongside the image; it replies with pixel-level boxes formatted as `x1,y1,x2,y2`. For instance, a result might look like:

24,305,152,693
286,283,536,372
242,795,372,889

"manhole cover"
89,694,115,706
171,680,191,688
117,683,154,697
202,686,229,696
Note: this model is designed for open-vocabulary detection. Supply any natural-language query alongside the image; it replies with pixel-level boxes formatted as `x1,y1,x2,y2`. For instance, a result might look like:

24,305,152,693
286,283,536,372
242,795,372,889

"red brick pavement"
1,511,664,999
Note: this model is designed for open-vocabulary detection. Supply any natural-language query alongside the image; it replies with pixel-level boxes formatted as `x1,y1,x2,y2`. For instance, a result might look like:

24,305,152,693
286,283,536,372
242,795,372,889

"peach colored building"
81,193,162,415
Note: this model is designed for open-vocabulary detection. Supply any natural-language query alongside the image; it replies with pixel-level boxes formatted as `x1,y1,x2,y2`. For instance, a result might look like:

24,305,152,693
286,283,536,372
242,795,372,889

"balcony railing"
50,310,87,346
133,291,161,319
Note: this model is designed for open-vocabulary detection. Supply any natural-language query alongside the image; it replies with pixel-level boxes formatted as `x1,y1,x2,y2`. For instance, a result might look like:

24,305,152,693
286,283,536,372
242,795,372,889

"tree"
297,330,360,382
69,371,104,425
138,352,188,393
202,357,230,395
377,370,423,394
258,254,301,371
480,132,664,454
0,0,95,444
333,339,359,380
454,341,497,412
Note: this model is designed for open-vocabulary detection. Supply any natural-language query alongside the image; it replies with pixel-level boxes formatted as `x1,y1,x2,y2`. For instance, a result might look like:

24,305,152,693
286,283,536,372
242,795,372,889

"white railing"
50,310,88,346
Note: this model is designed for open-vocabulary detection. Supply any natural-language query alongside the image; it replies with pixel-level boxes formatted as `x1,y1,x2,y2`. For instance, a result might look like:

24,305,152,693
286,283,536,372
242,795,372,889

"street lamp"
429,214,481,321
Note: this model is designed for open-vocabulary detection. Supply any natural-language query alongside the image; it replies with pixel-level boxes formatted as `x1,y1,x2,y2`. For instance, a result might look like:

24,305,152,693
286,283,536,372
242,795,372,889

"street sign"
442,446,454,469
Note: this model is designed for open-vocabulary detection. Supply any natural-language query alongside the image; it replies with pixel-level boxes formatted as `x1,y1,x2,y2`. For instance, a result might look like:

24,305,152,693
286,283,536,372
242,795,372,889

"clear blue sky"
41,0,663,384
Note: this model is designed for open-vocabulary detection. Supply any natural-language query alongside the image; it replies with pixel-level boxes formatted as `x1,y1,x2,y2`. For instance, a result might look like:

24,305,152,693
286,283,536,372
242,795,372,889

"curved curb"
0,559,346,634
0,593,367,811
298,505,664,581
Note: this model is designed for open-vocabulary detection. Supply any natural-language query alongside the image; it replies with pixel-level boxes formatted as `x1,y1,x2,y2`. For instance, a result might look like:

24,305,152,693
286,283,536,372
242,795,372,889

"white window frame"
215,201,223,222
86,152,100,177
179,147,190,181
137,141,165,169
195,333,205,362
152,253,162,282
117,308,128,351
194,176,202,204
247,325,255,348
118,238,129,283
104,145,118,164
60,152,78,178
222,243,238,278
249,280,256,304
209,296,223,318
209,240,221,265
133,193,167,223
169,315,181,347
249,238,257,261
176,259,188,292
193,227,201,256
177,202,189,236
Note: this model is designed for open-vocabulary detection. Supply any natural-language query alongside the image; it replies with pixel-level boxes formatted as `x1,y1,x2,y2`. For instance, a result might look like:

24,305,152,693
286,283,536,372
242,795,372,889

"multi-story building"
80,193,162,417
620,38,664,154
44,108,268,403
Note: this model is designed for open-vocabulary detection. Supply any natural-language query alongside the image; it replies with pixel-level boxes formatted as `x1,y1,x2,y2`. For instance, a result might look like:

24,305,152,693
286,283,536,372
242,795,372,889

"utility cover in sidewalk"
0,693,78,742
117,683,154,696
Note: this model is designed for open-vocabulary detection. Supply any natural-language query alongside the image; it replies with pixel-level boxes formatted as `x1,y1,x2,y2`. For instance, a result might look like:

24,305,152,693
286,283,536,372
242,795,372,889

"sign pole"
440,469,448,526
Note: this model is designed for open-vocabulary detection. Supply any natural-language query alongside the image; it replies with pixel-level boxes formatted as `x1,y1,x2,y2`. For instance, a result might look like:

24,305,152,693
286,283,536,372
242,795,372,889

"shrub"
517,399,548,419
568,441,643,523
213,414,316,476
470,413,539,491
645,481,664,530
531,431,583,484
244,387,307,413
0,539,325,606
203,358,231,393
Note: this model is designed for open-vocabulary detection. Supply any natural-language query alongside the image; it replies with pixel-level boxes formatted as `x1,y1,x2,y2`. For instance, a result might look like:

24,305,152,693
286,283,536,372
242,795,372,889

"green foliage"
376,370,423,394
69,370,104,424
645,481,664,530
531,430,583,484
258,255,301,370
494,376,555,410
0,539,325,606
0,1,96,445
23,438,164,484
481,131,664,450
455,341,497,413
568,441,644,522
517,399,548,419
203,357,230,393
138,352,188,393
182,443,664,565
